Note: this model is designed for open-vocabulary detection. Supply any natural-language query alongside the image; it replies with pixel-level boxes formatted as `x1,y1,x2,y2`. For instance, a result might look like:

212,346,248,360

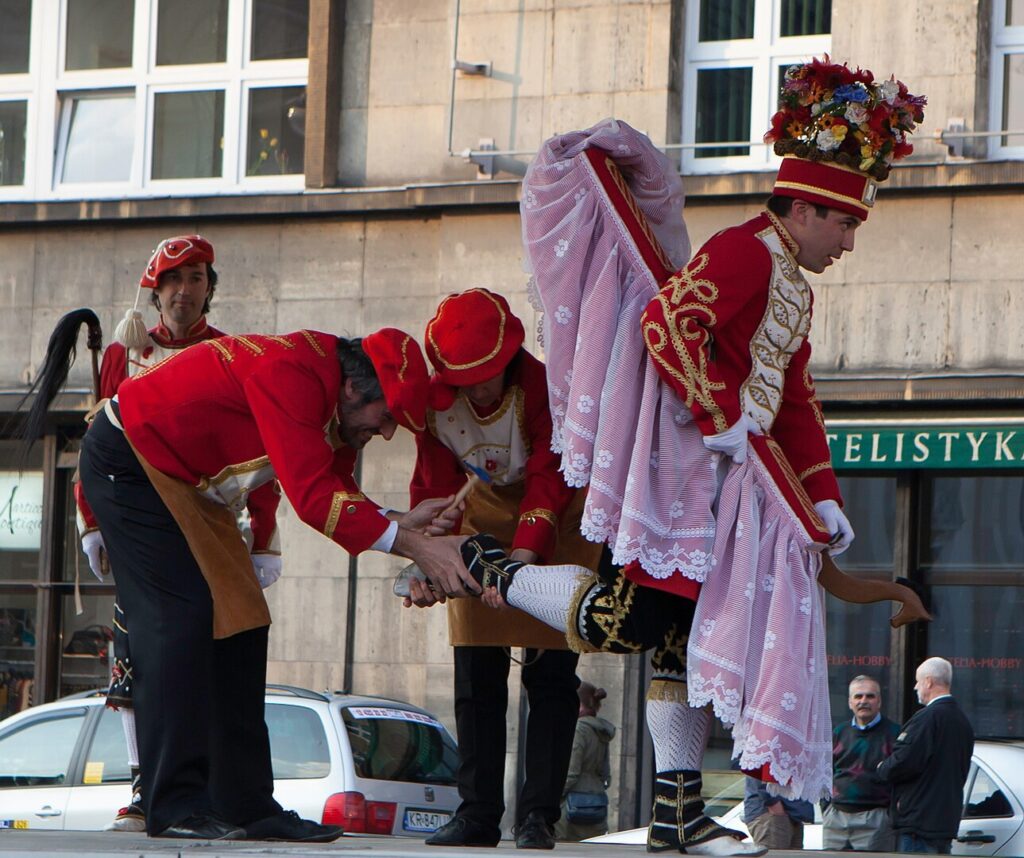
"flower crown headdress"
764,55,926,181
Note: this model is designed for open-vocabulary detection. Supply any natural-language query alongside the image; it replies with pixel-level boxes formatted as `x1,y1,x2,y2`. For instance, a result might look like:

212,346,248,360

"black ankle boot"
459,533,524,597
647,770,743,853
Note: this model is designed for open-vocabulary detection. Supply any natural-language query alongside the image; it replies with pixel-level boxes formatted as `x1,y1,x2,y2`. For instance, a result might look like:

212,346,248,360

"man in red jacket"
76,328,472,841
73,234,275,833
409,289,600,849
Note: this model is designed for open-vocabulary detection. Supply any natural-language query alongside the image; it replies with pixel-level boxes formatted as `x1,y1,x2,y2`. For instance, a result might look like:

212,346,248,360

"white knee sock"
646,698,710,772
121,708,139,767
505,563,591,633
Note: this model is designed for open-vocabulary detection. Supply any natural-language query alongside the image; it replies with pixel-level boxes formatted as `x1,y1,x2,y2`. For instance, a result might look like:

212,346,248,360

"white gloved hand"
252,554,282,589
702,414,762,464
814,499,855,555
81,530,108,581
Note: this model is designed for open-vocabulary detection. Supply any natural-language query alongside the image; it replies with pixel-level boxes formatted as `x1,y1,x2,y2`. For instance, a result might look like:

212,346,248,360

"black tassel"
15,308,102,468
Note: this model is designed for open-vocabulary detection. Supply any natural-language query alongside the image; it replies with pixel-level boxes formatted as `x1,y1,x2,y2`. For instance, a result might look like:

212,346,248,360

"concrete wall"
340,0,677,186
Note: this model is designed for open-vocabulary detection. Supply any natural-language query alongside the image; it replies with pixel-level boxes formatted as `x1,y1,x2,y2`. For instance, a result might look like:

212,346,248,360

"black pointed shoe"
460,533,525,597
243,810,343,842
154,813,246,840
425,815,501,847
514,810,556,850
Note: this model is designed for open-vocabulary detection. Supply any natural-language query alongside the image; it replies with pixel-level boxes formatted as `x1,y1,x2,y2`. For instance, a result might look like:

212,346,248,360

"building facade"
1,0,1021,832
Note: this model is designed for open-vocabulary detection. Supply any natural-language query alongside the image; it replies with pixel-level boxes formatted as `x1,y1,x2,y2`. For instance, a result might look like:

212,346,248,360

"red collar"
151,316,212,347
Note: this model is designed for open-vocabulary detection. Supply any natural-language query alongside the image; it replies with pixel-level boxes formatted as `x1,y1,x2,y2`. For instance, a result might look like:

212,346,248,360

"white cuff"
370,520,399,553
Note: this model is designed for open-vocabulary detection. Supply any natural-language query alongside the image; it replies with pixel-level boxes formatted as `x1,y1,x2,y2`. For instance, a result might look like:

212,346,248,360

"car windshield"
341,705,457,785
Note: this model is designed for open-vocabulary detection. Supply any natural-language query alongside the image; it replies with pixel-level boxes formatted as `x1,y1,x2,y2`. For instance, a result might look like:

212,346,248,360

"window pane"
1002,54,1024,147
964,766,1013,818
1009,0,1024,26
342,706,458,784
780,0,832,37
927,585,1024,737
65,0,133,70
0,0,31,74
266,704,330,779
60,594,114,698
156,0,227,66
0,711,86,786
0,599,37,720
695,67,752,157
919,476,1024,568
826,600,894,725
699,0,754,41
246,86,305,175
61,93,134,183
251,0,309,61
152,90,224,180
85,706,132,783
835,476,896,569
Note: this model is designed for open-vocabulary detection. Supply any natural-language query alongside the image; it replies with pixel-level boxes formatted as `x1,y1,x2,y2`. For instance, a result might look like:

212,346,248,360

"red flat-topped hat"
425,288,525,387
764,55,926,220
140,235,215,289
362,328,429,433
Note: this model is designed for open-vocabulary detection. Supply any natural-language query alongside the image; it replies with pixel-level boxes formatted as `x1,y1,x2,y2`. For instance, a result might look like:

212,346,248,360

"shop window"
991,0,1024,154
919,474,1024,738
681,0,831,173
824,475,897,722
155,0,228,66
0,0,31,75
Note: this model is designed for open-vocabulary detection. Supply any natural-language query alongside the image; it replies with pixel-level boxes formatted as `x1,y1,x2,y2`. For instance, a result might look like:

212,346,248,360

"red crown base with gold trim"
772,156,877,221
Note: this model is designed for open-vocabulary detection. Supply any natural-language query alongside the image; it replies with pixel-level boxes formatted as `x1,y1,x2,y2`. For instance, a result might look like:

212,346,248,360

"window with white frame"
0,0,309,201
681,0,831,174
991,0,1024,157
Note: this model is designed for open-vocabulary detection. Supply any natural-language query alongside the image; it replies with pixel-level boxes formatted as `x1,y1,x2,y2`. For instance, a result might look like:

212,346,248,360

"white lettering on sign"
995,431,1016,461
870,434,887,462
913,433,930,463
966,432,988,462
845,434,862,462
937,432,960,462
894,432,905,462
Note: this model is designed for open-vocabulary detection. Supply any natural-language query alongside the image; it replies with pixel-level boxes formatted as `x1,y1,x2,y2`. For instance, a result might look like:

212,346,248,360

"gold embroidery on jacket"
301,330,327,357
205,339,235,363
267,335,296,349
519,508,557,528
324,491,369,537
235,336,265,356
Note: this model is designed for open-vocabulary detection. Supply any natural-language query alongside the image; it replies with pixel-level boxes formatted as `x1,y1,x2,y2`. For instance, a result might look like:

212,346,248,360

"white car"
0,684,460,836
588,741,1024,856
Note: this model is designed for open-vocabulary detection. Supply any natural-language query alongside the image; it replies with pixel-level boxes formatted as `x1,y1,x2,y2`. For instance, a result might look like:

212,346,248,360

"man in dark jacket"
876,657,974,854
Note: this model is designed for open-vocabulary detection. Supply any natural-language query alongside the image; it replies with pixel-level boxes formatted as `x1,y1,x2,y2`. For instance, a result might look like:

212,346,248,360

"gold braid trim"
646,678,688,703
565,571,601,654
301,330,327,357
519,508,557,529
267,335,295,349
322,491,368,538
798,460,833,482
205,339,234,363
235,335,264,356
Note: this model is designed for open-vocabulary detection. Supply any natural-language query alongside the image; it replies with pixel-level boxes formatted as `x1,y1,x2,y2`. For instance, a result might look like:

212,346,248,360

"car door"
62,703,133,830
0,706,89,830
954,760,1022,856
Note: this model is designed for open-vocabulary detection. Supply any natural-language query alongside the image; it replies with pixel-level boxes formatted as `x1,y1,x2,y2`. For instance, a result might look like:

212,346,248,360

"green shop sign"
826,423,1024,470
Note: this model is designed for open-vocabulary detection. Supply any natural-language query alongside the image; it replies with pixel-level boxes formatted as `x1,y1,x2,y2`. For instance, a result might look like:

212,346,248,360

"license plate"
403,808,451,833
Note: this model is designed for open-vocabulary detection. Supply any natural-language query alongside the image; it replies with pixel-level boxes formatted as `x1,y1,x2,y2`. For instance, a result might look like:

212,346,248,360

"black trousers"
453,645,579,829
79,409,280,834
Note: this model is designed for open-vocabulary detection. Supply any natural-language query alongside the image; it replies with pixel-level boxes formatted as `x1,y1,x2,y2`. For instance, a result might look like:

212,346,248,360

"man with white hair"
876,657,974,854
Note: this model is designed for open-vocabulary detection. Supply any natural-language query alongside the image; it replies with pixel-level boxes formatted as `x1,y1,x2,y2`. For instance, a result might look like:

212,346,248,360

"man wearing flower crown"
456,58,925,858
408,288,602,850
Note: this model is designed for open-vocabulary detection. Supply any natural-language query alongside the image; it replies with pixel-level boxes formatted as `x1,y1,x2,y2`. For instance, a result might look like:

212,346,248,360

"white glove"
252,554,282,589
702,414,762,464
81,531,108,581
814,500,855,555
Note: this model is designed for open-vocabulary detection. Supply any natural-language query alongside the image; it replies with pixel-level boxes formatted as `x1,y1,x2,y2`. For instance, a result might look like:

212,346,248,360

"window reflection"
0,100,27,186
251,0,309,61
59,92,134,183
0,0,31,74
246,86,305,176
152,90,225,179
156,0,228,66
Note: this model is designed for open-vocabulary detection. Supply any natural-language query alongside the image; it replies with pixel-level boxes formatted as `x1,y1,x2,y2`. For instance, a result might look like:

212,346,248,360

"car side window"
83,705,132,783
0,710,87,788
265,703,330,779
963,765,1013,819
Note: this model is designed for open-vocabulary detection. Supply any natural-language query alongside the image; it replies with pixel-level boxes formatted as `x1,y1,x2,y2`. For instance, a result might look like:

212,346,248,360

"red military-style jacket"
116,330,390,556
76,318,279,554
410,349,575,561
641,211,841,506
